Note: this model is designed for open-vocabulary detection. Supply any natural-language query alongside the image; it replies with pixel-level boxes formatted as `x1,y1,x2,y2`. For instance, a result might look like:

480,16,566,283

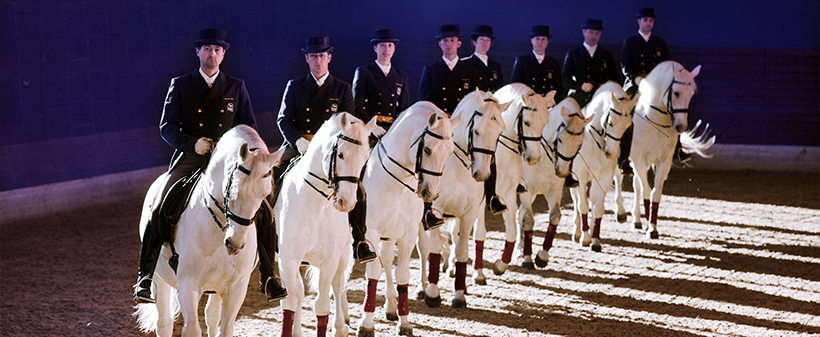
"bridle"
642,74,692,134
542,113,585,163
498,103,542,156
589,107,629,150
453,107,499,168
305,133,364,200
206,160,256,231
377,125,447,193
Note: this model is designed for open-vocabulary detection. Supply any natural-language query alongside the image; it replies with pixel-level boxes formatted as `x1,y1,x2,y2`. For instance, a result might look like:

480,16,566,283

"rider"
418,24,481,229
134,29,273,303
561,19,623,188
276,36,378,267
619,8,690,174
461,25,508,216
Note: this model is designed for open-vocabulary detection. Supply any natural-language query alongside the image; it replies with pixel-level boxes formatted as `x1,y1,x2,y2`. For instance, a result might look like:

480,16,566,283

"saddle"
154,166,204,273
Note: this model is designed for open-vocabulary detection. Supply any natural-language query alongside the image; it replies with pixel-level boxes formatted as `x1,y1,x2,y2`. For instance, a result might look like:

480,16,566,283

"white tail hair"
133,287,180,333
680,119,716,158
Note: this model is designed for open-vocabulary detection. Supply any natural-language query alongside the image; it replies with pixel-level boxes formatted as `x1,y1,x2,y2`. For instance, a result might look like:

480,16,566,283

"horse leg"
589,172,611,253
516,190,537,269
576,179,592,247
204,293,222,337
535,186,562,268
394,238,415,336
218,275,251,337
613,170,628,223
569,186,583,243
331,254,350,337
280,258,304,337
423,226,443,307
177,284,203,337
313,262,337,337
415,223,429,300
631,161,651,231
647,161,673,239
452,211,478,308
381,241,398,321
154,276,174,337
492,205,517,276
471,211,487,285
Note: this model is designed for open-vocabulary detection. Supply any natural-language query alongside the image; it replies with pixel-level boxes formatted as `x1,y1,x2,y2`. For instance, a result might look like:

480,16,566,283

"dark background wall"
1,0,818,192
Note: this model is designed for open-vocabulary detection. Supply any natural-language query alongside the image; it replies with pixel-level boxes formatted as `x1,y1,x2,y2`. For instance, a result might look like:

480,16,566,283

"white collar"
473,52,489,66
442,55,458,71
199,68,220,88
638,30,652,42
312,71,330,87
532,51,545,64
375,60,391,76
583,42,597,58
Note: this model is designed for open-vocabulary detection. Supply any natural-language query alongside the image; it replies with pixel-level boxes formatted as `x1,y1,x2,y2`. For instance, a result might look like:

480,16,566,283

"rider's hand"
295,137,310,154
371,125,387,138
195,137,213,155
581,82,593,93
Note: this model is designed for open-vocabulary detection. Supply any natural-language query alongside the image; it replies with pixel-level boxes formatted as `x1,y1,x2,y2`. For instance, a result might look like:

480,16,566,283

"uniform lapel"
370,62,395,93
200,71,226,108
308,74,333,107
442,59,460,86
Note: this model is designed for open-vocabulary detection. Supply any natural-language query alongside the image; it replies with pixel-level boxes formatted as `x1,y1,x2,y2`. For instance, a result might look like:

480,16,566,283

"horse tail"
132,287,180,333
302,265,321,294
680,119,716,159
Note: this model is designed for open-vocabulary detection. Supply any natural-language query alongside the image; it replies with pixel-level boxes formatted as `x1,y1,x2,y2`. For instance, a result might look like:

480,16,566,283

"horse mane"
450,90,480,121
312,112,367,144
591,81,626,101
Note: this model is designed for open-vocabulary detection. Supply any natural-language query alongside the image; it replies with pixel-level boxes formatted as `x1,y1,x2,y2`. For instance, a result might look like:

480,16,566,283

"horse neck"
202,157,226,203
452,110,472,149
544,110,564,144
380,121,417,166
640,70,674,116
501,99,522,138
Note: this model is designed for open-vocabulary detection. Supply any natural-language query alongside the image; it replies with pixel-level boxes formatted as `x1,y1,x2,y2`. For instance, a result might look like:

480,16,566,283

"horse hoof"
521,261,535,269
424,294,441,308
416,290,425,300
647,230,659,239
474,276,487,286
357,327,375,337
634,222,642,230
591,243,602,252
572,233,581,243
617,213,627,223
451,298,467,308
386,312,398,321
492,260,508,276
398,325,414,337
534,250,549,268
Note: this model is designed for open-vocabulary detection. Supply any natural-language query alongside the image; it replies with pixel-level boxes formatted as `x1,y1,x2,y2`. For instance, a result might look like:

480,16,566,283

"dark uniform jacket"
277,73,354,149
511,52,565,101
418,58,480,114
461,54,503,92
352,62,411,125
562,45,623,107
621,33,670,90
160,70,256,168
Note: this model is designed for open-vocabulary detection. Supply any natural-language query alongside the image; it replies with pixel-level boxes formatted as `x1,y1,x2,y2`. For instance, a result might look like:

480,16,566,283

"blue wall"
1,0,818,191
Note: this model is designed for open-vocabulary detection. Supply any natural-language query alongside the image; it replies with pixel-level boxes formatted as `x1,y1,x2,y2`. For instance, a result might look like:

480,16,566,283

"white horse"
468,84,554,280
516,97,591,268
134,125,278,337
622,61,714,239
275,112,376,337
416,90,507,308
568,82,640,253
357,102,459,337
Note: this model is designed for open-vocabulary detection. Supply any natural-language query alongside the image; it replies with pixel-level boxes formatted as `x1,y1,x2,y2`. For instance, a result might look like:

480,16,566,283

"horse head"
641,61,701,134
319,112,376,212
546,99,591,177
453,89,507,182
496,83,554,166
596,83,639,159
413,110,459,202
216,126,277,255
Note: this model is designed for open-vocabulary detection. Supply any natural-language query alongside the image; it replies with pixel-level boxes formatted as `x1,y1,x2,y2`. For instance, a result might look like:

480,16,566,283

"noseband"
543,114,585,163
454,109,498,168
377,125,447,193
498,104,542,156
206,160,256,231
305,133,364,200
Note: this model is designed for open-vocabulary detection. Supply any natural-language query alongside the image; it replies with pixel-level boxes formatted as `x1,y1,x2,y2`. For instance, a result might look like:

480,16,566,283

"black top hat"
581,18,604,30
302,37,334,54
370,29,400,45
637,7,656,18
470,25,495,40
194,28,230,50
435,24,463,40
529,25,552,38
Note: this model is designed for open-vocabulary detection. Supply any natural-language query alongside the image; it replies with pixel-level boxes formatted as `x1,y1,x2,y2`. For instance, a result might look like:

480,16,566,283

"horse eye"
474,130,480,136
674,92,680,98
263,170,272,178
524,121,531,127
424,147,432,155
338,152,344,160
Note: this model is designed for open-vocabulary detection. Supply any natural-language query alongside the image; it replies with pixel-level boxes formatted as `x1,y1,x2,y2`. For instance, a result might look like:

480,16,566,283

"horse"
415,90,507,308
134,125,278,337
274,112,376,337
567,82,640,253
516,97,592,268
621,61,713,239
465,83,555,280
356,102,460,337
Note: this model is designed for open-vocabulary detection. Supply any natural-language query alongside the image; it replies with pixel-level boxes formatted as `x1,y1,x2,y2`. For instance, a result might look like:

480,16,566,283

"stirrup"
487,195,507,215
263,276,288,302
422,209,444,231
134,276,155,304
354,241,377,264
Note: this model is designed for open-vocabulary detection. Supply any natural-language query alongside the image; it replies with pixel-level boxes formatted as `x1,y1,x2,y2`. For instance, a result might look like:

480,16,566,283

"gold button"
458,88,462,91
326,109,329,112
199,123,203,127
306,118,310,122
389,103,393,106
378,102,381,105
443,98,447,101
197,109,202,113
442,87,446,90
391,94,394,97
379,92,382,95
532,77,536,80
218,123,222,127
479,77,483,80
444,108,448,112
307,130,311,133
306,108,310,111
220,109,224,113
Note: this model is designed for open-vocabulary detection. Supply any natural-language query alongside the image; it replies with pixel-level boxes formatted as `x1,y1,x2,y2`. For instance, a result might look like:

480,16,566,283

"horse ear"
584,115,594,125
474,88,484,107
544,90,557,107
631,93,641,105
560,106,570,120
365,115,378,134
449,111,463,126
340,112,350,129
427,113,439,128
498,101,512,113
240,143,250,160
690,65,702,78
610,92,618,103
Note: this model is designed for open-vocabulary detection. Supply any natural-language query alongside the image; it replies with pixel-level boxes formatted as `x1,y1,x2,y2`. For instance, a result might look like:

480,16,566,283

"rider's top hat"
370,29,400,45
529,25,552,38
302,37,334,54
581,18,604,30
637,8,656,18
194,28,230,50
435,24,463,40
470,25,495,40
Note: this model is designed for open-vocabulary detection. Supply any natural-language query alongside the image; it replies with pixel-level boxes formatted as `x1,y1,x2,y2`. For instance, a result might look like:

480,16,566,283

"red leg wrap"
316,315,328,337
427,253,441,285
454,262,467,291
650,202,660,225
592,218,602,239
397,284,409,316
282,309,294,337
542,224,558,250
523,230,533,256
501,241,514,264
473,240,484,270
644,199,651,221
363,278,378,313
581,213,589,232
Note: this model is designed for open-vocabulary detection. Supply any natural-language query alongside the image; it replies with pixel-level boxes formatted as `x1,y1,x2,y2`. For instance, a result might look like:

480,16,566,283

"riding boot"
350,182,376,263
134,220,162,304
422,201,444,231
673,136,692,166
564,160,579,188
484,161,507,214
618,125,634,176
256,197,287,302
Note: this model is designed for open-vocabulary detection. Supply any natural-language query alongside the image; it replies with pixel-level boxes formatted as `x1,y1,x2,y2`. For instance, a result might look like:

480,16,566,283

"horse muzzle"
225,238,244,255
419,184,440,202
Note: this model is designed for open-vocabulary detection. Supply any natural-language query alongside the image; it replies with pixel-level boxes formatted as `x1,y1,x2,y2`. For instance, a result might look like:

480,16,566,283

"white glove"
195,137,213,155
371,125,387,138
581,82,593,93
295,137,310,154
634,76,643,87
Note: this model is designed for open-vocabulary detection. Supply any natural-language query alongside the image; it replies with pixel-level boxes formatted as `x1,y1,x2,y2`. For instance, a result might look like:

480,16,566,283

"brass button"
378,102,381,105
306,118,310,122
444,108,448,112
457,98,460,102
197,109,202,113
442,87,446,90
479,77,483,80
458,88,462,91
378,92,382,96
389,103,393,106
306,108,310,111
199,123,203,127
218,123,223,127
391,94,394,97
326,109,329,112
307,130,311,133
443,98,447,101
220,109,224,113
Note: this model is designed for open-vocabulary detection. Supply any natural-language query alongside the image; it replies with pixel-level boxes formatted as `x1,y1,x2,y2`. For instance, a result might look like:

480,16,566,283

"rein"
498,104,540,156
376,126,446,193
589,108,627,150
304,132,364,200
206,161,255,232
454,110,497,168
